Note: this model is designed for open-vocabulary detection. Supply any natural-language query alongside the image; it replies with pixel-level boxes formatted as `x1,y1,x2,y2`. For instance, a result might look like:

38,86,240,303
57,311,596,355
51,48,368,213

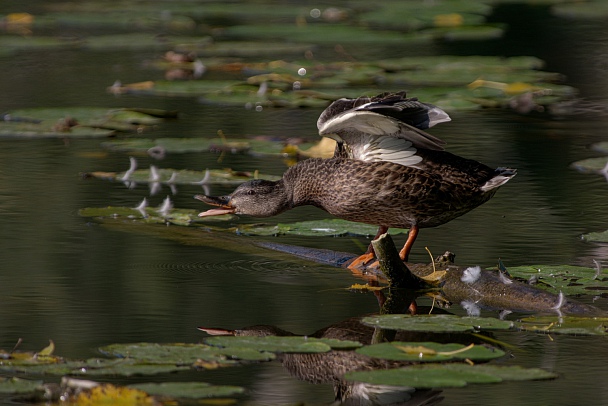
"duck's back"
284,158,513,229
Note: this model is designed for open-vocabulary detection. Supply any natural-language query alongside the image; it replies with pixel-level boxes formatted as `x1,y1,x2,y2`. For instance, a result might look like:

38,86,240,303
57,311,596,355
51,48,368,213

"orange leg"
347,226,388,270
398,224,419,262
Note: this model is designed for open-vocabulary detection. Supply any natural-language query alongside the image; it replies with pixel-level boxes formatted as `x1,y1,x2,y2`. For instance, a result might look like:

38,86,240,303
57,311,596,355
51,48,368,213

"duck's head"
195,179,289,218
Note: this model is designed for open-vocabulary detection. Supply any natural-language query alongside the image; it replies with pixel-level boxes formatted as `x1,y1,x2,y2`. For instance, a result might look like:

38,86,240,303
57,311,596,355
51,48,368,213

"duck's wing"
317,93,448,152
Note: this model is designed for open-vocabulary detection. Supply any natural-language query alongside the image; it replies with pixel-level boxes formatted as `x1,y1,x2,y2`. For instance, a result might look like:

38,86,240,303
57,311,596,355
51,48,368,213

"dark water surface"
1,3,608,405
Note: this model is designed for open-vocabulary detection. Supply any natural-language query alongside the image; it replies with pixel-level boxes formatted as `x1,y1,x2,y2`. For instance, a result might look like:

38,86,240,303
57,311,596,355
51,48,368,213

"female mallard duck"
196,92,516,266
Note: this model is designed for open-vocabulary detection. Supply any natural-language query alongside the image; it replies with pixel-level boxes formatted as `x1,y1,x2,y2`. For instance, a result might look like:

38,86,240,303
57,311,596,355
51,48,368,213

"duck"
196,92,516,267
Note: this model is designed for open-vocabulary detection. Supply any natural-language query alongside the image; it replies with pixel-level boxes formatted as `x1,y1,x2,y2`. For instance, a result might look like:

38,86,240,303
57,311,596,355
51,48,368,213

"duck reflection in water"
199,308,484,406
196,92,516,269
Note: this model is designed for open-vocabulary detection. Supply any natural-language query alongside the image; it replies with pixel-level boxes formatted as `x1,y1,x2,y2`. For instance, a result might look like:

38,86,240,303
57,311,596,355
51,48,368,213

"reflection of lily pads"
361,314,514,333
518,316,608,336
86,167,280,185
506,265,608,296
234,219,408,237
78,206,232,227
356,342,504,362
204,336,361,353
346,364,556,389
102,136,311,156
129,382,244,399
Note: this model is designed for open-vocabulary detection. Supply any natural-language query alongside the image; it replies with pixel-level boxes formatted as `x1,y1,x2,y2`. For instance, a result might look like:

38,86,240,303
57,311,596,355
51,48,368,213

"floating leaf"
361,314,514,333
0,377,43,394
518,316,608,336
570,157,608,173
345,364,556,389
129,382,244,399
234,219,408,237
75,384,154,404
220,24,430,45
356,342,504,362
99,342,274,364
0,107,171,138
582,230,608,242
204,336,361,353
506,265,608,296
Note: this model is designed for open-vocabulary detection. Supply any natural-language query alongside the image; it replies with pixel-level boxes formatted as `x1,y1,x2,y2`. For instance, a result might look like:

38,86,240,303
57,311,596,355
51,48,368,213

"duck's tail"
481,167,517,192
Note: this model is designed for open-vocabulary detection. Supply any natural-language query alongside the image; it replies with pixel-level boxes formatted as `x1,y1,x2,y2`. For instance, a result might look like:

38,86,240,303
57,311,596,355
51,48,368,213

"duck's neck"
281,158,335,209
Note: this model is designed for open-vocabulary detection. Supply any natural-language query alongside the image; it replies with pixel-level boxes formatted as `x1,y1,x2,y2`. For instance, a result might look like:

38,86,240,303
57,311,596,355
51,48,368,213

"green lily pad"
506,265,608,296
582,230,608,242
553,1,608,19
592,142,608,154
571,157,608,173
0,35,77,51
129,382,244,399
361,314,514,333
204,336,361,353
518,316,608,336
356,342,504,362
1,107,171,138
220,24,432,45
345,364,556,389
0,377,43,394
359,1,492,30
234,219,408,237
176,41,315,57
99,342,274,364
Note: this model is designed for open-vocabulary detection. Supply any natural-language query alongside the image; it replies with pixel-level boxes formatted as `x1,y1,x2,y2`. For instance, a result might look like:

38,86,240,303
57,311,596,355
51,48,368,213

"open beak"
194,194,235,217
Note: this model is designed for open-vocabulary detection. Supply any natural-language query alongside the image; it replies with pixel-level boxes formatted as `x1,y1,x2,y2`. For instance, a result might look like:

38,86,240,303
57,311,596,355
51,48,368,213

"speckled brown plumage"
197,156,514,232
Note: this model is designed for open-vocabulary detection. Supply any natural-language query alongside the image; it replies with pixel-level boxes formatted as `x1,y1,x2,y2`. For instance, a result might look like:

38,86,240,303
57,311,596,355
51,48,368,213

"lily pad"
356,342,504,362
0,377,43,394
518,316,608,336
582,230,608,242
592,142,608,154
506,265,608,296
233,219,408,237
129,382,244,399
570,157,608,173
345,364,557,389
361,314,514,333
99,342,275,364
220,24,431,45
204,336,361,353
0,107,171,138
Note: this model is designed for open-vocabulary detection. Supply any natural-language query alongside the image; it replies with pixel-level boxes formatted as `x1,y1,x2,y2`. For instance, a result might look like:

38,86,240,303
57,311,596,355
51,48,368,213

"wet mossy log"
368,233,604,316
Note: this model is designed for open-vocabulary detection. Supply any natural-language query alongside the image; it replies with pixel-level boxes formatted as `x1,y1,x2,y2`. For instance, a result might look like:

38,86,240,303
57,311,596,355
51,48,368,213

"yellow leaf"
348,283,384,292
434,13,464,27
394,345,437,355
75,384,155,405
420,270,447,282
38,340,55,356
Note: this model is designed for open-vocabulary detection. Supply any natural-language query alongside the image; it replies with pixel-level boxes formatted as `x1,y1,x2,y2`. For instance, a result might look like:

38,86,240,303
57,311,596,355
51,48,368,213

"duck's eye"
247,190,256,196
